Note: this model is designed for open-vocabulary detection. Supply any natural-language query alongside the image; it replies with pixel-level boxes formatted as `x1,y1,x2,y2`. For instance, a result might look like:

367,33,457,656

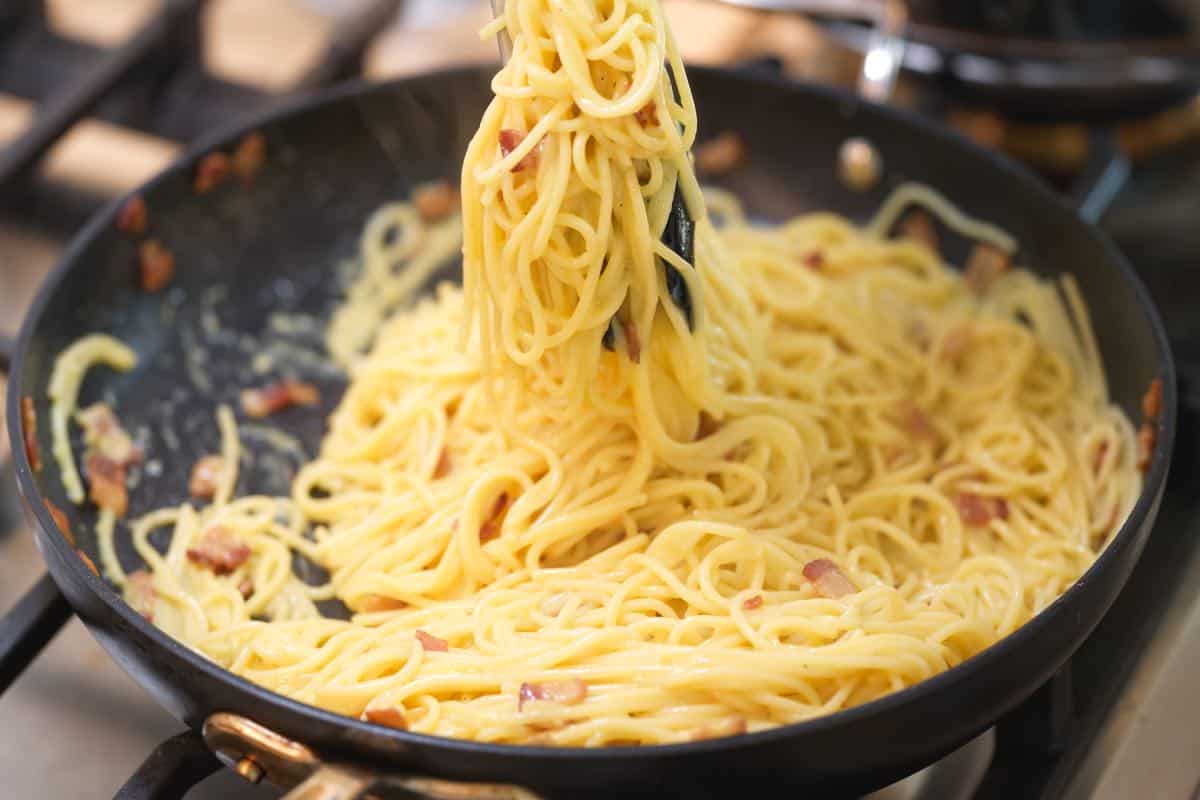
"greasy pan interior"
6,66,1176,798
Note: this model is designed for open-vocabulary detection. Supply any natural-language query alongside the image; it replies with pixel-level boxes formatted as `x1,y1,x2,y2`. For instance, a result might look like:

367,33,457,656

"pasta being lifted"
50,0,1142,746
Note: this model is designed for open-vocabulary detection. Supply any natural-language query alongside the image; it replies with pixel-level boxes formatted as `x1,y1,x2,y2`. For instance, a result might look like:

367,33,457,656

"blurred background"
4,1,1200,798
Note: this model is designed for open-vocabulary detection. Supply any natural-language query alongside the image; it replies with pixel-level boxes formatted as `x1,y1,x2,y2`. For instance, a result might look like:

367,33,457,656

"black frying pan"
0,66,1177,799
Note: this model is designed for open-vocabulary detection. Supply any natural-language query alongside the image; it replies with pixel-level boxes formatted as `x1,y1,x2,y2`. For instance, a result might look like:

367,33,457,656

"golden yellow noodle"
47,0,1140,746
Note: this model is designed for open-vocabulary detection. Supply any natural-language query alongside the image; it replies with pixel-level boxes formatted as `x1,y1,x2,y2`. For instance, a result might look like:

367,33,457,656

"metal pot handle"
720,0,907,103
204,713,545,800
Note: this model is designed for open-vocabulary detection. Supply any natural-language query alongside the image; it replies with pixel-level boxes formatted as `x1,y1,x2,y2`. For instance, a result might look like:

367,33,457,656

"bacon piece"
1142,377,1163,421
415,630,449,652
413,179,460,222
363,707,407,729
898,401,937,444
77,549,99,576
433,447,452,479
1137,421,1157,473
189,455,225,500
186,526,251,575
240,380,320,418
126,570,156,620
635,101,659,127
86,453,128,517
801,251,825,271
194,152,231,194
742,595,763,610
45,500,73,546
802,558,857,598
238,578,254,600
360,595,408,612
899,210,938,252
695,132,746,176
21,396,40,472
690,716,748,741
78,404,141,466
138,238,175,293
622,318,641,364
954,492,1009,526
232,132,266,184
1093,442,1110,474
116,195,148,235
963,244,1011,295
941,324,973,361
499,129,540,172
518,678,588,711
480,491,510,542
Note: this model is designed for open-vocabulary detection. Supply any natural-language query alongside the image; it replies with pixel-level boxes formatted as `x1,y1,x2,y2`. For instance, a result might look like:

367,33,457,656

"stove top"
2,2,1200,798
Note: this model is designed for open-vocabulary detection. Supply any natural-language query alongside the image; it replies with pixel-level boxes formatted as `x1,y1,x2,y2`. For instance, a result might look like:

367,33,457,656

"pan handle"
203,713,544,800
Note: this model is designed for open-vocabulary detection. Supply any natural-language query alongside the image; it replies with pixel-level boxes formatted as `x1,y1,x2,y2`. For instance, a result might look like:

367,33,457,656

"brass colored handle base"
203,712,543,800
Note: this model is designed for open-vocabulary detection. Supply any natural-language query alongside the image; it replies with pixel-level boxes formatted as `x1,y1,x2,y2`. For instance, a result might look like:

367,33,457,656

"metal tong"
488,0,696,342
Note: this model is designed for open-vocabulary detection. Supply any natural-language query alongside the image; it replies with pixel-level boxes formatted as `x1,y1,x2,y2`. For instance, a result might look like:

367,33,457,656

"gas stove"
1,2,1199,798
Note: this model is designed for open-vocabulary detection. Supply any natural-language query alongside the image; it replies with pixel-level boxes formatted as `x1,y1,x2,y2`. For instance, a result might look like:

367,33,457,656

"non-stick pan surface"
5,66,1176,798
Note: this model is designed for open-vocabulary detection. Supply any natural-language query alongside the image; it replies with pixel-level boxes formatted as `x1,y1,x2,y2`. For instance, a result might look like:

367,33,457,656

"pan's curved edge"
3,62,1180,785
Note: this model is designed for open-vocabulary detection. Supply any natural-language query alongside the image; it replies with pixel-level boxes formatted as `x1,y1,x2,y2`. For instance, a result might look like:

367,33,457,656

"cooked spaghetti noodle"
49,0,1142,746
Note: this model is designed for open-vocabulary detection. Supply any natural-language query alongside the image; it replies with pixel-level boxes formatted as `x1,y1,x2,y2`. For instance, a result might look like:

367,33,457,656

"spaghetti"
49,0,1140,746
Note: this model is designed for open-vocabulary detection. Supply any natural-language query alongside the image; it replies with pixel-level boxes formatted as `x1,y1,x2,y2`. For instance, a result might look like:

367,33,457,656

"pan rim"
5,63,1179,765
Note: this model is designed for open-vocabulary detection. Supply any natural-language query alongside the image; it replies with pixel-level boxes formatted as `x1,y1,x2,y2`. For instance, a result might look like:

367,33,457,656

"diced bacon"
696,411,721,440
1137,421,1157,472
138,239,175,293
21,396,40,472
622,318,641,364
499,129,541,172
954,492,1009,526
695,132,746,176
518,678,588,711
1142,377,1163,420
77,549,99,576
116,195,148,235
802,558,857,598
963,244,1011,295
360,595,408,612
363,707,407,729
240,380,320,418
415,630,449,652
742,595,763,610
45,500,73,545
899,210,938,252
186,526,251,575
635,101,659,127
232,132,266,184
413,180,460,222
126,570,156,620
801,251,825,271
941,324,973,361
238,578,254,600
690,716,748,741
194,152,231,194
77,404,141,466
899,401,937,443
480,491,510,542
86,453,128,517
433,447,452,479
1093,442,1110,474
189,455,226,500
